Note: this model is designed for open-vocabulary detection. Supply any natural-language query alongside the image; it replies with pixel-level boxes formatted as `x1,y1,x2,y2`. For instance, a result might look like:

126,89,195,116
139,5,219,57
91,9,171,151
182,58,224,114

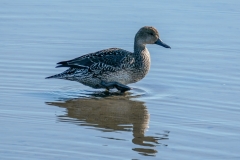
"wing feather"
56,48,134,72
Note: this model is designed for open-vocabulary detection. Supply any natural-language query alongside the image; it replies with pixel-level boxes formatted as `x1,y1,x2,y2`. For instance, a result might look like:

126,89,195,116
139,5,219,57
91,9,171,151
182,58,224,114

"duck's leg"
101,81,131,93
115,83,131,93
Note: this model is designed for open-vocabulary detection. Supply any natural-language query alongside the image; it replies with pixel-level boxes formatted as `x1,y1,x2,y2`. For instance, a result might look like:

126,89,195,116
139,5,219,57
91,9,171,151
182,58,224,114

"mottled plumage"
46,26,171,92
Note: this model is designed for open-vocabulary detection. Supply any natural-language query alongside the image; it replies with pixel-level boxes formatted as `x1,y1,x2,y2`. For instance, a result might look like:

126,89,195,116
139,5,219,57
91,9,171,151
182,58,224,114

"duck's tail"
45,73,64,79
45,68,78,80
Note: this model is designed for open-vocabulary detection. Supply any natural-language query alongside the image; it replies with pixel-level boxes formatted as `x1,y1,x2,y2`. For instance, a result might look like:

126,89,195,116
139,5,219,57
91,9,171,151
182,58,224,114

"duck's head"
135,26,171,49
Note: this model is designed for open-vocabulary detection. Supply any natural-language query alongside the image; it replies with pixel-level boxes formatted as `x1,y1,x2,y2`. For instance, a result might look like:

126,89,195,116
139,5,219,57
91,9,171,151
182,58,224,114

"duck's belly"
74,69,143,89
102,70,135,85
72,60,150,89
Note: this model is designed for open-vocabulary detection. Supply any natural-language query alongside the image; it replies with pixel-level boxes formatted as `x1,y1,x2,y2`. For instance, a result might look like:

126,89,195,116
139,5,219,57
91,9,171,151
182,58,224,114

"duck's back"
56,48,132,69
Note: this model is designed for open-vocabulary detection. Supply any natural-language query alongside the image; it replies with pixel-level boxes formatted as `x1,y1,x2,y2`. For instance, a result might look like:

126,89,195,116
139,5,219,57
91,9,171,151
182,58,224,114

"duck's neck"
133,39,150,65
133,39,151,77
134,39,146,54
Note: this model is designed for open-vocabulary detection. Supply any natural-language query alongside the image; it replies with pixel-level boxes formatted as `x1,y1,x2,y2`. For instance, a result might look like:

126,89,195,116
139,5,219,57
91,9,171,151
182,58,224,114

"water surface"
1,0,240,159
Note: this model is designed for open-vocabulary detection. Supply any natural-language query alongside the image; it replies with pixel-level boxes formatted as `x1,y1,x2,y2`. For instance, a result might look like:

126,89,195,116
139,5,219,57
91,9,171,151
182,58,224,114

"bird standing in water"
46,26,171,92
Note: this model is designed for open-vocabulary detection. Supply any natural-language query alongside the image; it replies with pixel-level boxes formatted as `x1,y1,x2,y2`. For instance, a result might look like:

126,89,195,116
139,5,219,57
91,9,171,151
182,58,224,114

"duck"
46,26,171,92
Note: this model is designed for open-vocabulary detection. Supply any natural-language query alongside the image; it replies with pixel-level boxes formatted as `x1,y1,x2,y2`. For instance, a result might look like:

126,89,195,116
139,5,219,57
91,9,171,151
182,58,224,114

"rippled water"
1,0,240,159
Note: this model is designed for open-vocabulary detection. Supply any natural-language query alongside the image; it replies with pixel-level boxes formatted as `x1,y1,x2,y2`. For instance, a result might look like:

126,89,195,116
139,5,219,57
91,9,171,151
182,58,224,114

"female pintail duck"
46,26,171,92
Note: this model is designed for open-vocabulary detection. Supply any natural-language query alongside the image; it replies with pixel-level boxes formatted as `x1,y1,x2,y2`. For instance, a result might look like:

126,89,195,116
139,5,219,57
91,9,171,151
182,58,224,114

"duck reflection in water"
46,91,169,156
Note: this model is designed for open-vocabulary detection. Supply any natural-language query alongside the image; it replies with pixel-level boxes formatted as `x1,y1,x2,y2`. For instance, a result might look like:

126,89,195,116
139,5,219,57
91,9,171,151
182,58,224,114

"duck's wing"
56,48,134,71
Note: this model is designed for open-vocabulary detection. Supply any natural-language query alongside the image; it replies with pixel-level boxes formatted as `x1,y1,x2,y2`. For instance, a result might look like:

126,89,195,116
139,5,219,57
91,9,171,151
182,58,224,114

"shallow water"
1,0,240,159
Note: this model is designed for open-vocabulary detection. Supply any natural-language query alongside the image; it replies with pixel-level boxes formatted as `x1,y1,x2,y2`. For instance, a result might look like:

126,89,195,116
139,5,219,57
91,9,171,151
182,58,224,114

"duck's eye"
150,33,154,36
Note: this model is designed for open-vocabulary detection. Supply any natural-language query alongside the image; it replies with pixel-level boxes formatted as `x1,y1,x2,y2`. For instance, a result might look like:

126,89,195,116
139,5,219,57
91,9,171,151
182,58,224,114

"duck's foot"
101,81,131,93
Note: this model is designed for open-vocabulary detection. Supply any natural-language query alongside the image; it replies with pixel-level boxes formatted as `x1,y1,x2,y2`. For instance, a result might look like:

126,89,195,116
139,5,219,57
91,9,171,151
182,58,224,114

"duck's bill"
155,39,171,49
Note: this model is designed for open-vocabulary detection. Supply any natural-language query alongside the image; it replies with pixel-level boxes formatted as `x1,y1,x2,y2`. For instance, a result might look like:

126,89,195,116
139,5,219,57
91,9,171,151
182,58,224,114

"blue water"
1,0,240,159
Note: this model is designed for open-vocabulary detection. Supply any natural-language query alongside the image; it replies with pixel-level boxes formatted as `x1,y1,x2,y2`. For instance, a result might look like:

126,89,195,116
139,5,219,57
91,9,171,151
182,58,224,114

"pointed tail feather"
45,68,78,79
45,73,63,79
